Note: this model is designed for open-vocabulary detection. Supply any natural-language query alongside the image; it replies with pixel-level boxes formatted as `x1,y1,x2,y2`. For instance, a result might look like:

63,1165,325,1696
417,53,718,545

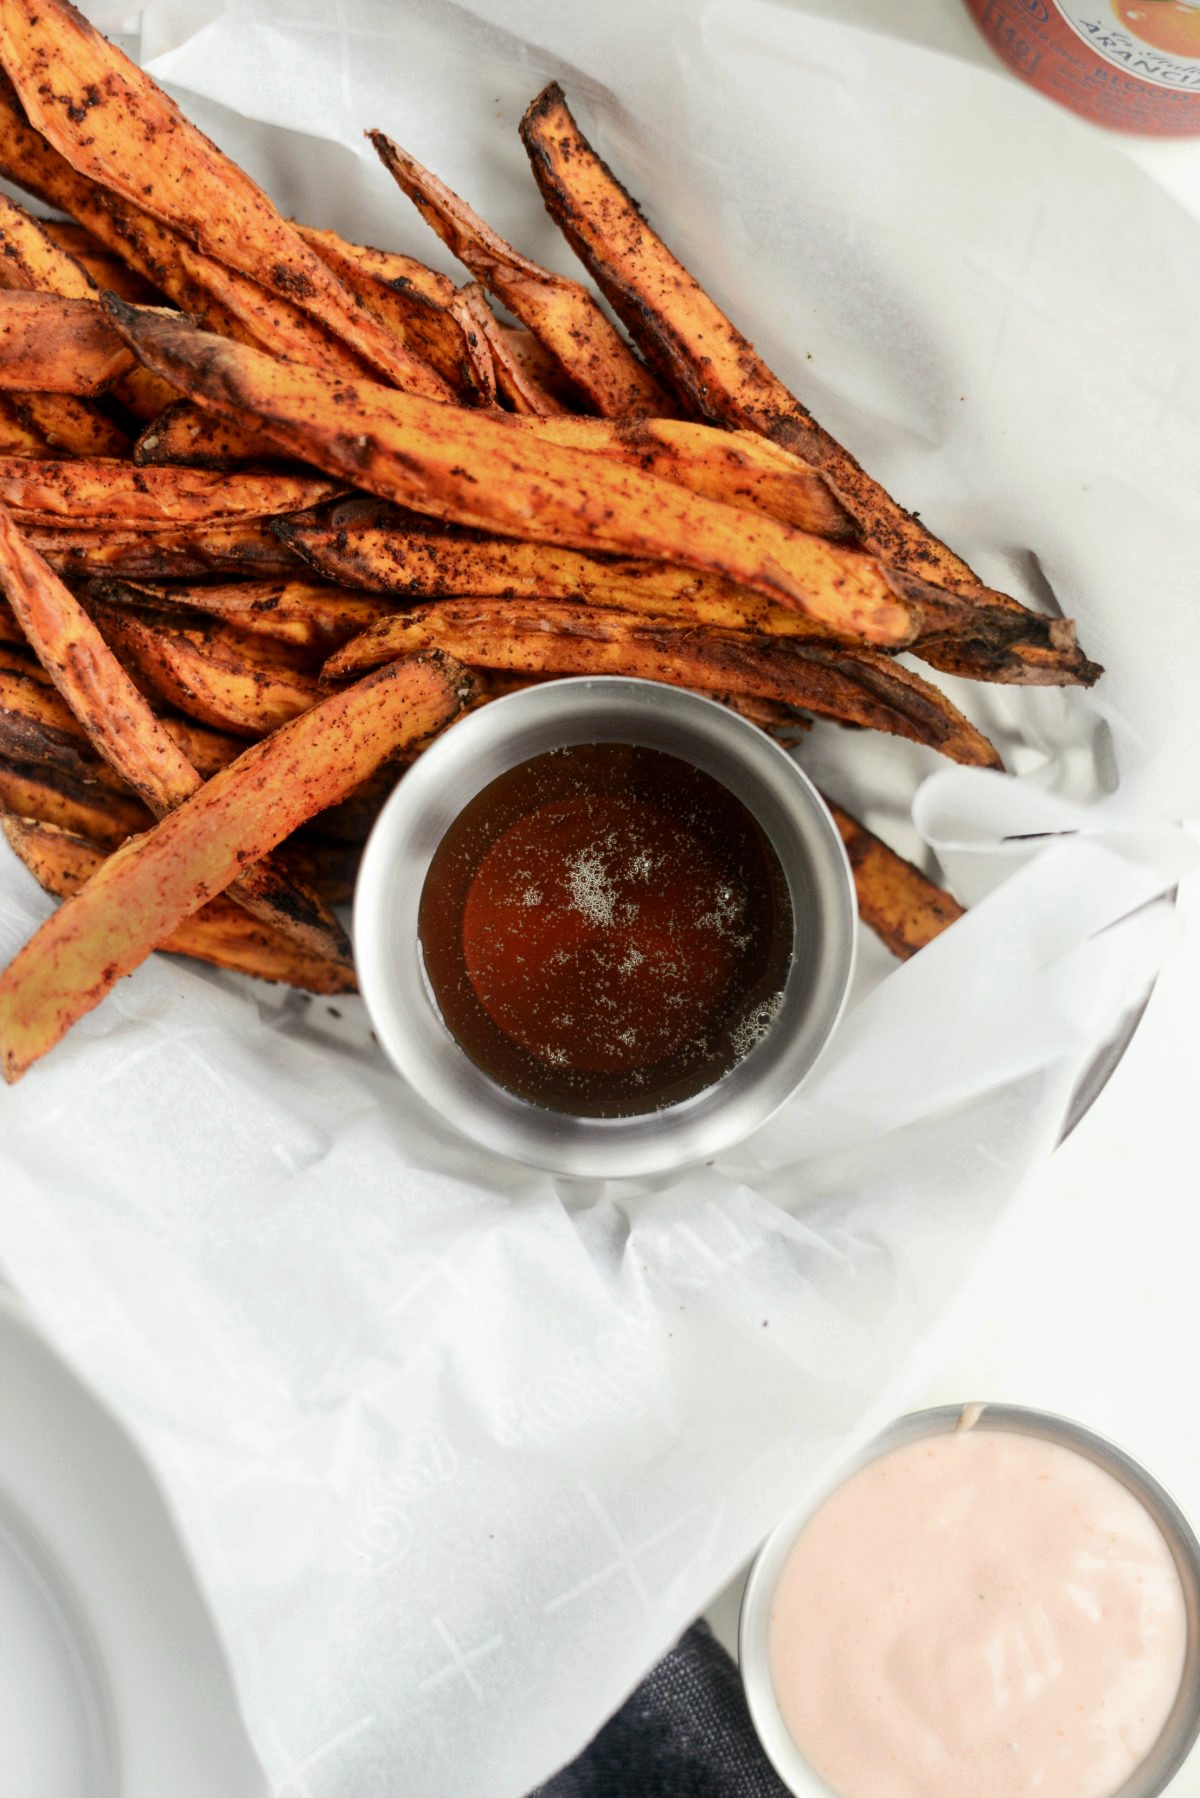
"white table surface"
3,8,1200,1794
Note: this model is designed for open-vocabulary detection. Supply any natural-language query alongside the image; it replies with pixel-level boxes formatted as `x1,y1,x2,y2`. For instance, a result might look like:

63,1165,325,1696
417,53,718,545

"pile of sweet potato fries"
0,0,1099,1083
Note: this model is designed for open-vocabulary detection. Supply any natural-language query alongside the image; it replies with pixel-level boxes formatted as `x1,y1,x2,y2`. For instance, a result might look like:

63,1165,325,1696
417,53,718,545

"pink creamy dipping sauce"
767,1427,1189,1798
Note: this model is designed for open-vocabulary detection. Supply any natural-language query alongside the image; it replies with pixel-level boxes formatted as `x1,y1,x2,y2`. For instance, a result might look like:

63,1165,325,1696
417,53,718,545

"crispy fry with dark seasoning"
0,291,136,394
28,517,304,581
0,192,133,452
2,813,357,994
0,394,55,457
519,83,1100,688
297,224,490,401
369,129,669,418
0,459,337,531
323,598,1002,768
133,402,289,469
0,659,135,786
0,0,454,391
277,497,865,624
0,657,243,786
94,576,396,655
0,755,151,846
0,506,351,964
0,73,448,411
104,303,925,650
0,652,467,1081
91,601,323,739
823,800,965,958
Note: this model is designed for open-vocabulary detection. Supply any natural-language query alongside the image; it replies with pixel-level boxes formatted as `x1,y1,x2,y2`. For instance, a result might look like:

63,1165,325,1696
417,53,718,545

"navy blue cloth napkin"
532,1621,791,1797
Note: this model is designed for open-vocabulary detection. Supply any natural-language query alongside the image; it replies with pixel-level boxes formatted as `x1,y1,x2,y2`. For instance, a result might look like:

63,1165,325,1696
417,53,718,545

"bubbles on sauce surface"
418,743,794,1117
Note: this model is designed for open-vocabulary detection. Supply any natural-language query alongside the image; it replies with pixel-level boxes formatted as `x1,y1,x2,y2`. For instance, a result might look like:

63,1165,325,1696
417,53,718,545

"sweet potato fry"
0,2,450,393
37,216,161,301
497,325,584,409
0,291,134,393
369,130,669,418
824,800,964,958
296,224,487,402
323,599,1001,768
0,74,448,407
0,658,243,789
0,196,132,451
0,660,131,786
133,403,284,469
0,394,54,456
2,813,357,994
29,517,304,581
94,577,396,655
484,313,570,416
0,187,101,295
275,833,363,906
91,601,323,738
296,226,458,309
445,282,499,406
5,391,128,458
0,507,351,964
0,754,150,846
0,194,180,431
277,496,855,625
0,458,337,532
0,652,467,1080
510,415,857,536
520,84,1100,688
105,303,925,650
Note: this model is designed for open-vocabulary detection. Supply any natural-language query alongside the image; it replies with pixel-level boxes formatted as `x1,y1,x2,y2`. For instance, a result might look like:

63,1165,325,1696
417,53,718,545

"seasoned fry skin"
0,0,452,393
323,599,1002,768
0,459,337,531
0,291,135,393
0,656,244,787
37,216,161,301
369,130,669,418
2,813,358,994
508,415,858,536
297,224,490,401
93,577,397,656
823,800,964,958
133,402,290,469
0,73,449,407
91,602,323,738
0,394,56,456
457,289,567,416
519,83,1101,689
0,507,351,964
274,497,881,643
0,659,135,787
0,754,151,846
0,652,468,1081
29,518,304,581
104,302,925,651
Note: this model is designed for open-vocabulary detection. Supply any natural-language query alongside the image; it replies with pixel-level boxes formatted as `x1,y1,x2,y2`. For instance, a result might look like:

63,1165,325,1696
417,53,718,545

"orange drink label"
964,0,1200,132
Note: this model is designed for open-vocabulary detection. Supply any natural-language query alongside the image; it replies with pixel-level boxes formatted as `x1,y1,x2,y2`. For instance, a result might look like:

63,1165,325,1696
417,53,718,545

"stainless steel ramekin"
354,677,856,1178
739,1404,1200,1798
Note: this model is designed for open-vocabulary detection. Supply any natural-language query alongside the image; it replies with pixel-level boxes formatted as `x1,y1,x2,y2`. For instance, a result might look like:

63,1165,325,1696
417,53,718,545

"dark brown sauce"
417,743,793,1117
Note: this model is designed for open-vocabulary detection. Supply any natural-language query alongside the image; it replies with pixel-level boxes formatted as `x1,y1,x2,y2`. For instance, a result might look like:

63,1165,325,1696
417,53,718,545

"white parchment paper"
1,4,1198,1794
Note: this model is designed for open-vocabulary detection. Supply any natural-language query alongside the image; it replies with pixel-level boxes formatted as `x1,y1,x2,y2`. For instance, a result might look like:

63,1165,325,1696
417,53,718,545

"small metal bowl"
739,1404,1200,1798
354,677,856,1179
